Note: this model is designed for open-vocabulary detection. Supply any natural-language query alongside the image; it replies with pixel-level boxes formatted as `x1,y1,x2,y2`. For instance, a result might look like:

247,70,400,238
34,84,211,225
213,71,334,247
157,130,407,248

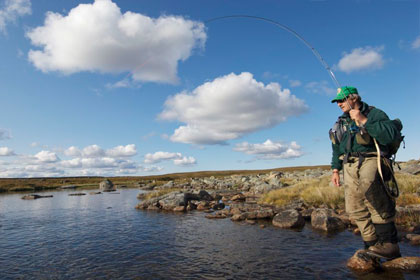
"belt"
343,152,378,169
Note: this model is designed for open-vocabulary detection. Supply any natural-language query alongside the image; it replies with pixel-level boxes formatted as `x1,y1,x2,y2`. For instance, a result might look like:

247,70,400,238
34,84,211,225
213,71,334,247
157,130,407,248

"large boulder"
311,208,346,232
99,179,115,192
158,192,186,211
382,257,420,272
272,209,305,229
347,250,379,272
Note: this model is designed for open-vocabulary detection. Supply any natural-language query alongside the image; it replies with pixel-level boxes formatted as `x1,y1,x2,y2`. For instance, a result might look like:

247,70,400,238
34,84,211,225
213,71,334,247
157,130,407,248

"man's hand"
332,170,340,187
349,109,367,126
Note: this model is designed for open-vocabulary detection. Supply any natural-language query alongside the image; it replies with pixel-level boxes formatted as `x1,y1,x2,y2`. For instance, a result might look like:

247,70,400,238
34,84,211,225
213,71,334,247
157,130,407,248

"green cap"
331,86,358,103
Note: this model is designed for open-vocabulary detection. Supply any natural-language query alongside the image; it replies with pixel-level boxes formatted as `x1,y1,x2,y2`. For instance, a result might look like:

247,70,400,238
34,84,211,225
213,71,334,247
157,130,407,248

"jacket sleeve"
331,142,342,170
364,108,398,146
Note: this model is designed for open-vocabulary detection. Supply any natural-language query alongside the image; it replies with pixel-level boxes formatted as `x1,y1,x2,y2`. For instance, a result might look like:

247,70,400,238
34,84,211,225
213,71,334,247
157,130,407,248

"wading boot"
364,239,377,250
367,222,401,260
368,242,401,260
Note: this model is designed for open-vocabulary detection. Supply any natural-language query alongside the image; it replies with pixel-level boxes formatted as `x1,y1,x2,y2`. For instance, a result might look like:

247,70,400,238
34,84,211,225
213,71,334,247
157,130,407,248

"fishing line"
205,15,341,89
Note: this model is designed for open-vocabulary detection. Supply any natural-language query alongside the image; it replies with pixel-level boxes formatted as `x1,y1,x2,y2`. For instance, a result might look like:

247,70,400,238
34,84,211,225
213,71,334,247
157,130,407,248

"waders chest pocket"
356,129,372,145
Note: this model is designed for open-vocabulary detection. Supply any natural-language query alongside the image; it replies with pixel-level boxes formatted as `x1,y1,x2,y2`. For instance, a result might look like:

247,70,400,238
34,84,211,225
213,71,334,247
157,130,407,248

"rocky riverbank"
135,165,420,274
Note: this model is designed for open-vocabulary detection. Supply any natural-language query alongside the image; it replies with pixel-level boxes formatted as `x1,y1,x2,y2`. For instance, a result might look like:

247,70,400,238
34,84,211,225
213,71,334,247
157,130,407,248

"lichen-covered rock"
347,250,379,272
231,193,246,201
272,209,305,229
311,208,346,232
99,179,115,192
382,257,420,272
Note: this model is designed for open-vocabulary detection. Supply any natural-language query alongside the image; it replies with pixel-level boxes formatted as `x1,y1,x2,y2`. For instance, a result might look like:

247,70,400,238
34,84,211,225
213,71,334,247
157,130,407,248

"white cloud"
26,0,206,84
106,78,140,89
0,146,15,156
82,144,105,158
35,150,59,162
144,151,182,164
106,144,137,157
144,151,196,166
305,80,336,96
0,0,31,33
289,79,302,87
412,36,420,49
173,156,196,166
0,128,11,140
337,46,385,73
234,139,304,160
64,144,137,158
159,72,308,145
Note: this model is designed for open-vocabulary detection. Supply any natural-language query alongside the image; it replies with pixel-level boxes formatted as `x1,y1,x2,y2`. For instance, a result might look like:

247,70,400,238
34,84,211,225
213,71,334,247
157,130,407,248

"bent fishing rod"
205,15,341,90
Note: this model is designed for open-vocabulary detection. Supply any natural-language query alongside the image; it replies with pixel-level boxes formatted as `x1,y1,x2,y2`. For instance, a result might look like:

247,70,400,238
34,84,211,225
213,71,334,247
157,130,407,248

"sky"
0,0,419,178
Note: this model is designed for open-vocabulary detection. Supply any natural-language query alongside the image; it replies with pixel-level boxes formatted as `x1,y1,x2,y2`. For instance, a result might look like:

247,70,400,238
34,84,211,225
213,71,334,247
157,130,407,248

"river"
0,189,418,279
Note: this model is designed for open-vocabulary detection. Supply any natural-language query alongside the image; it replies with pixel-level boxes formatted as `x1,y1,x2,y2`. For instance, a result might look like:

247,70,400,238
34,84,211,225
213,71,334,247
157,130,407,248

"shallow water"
0,189,418,280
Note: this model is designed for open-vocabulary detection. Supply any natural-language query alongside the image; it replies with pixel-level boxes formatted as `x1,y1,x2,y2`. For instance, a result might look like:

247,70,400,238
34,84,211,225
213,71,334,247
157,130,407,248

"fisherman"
330,86,401,260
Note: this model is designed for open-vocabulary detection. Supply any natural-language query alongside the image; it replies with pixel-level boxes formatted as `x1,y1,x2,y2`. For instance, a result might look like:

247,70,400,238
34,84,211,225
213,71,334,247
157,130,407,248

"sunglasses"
335,99,347,103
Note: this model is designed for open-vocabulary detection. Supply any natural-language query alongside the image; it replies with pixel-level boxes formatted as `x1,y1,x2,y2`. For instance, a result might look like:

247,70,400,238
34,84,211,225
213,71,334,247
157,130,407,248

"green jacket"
331,102,399,170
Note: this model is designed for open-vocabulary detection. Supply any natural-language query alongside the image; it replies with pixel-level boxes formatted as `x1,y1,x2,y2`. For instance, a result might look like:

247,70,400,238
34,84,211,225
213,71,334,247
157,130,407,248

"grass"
260,175,345,209
137,188,181,200
260,172,420,209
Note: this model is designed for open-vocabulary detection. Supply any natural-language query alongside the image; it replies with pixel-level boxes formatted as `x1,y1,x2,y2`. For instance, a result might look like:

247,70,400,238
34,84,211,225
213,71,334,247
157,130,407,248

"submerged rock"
21,194,53,200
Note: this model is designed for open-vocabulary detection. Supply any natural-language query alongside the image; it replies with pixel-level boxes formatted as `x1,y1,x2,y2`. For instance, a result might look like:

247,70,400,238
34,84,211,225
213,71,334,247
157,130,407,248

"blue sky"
0,0,419,177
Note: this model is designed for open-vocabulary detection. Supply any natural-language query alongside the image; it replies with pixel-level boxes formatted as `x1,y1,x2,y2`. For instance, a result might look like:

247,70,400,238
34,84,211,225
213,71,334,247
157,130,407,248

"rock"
272,209,305,229
246,219,257,225
21,194,53,200
231,213,247,221
147,205,160,210
89,192,102,195
382,257,420,272
158,192,185,211
68,193,86,196
301,208,313,221
197,202,210,211
204,209,214,213
173,206,185,212
60,185,77,189
311,208,346,232
347,250,380,272
406,233,420,242
231,193,246,201
99,179,115,192
260,224,266,229
212,202,225,210
205,212,227,219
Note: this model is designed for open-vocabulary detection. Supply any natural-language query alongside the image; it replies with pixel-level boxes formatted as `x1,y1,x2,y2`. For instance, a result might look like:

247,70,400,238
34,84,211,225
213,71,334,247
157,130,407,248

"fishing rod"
205,15,341,89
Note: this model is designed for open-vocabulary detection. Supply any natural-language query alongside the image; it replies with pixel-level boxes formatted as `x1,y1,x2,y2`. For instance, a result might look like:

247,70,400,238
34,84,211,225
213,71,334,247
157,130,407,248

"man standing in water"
330,86,401,260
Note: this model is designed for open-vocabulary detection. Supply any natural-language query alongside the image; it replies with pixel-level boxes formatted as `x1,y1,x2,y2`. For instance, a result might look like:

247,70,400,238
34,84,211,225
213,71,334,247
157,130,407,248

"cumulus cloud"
0,146,15,156
305,80,336,96
0,0,31,33
26,0,206,84
35,150,59,162
173,156,196,166
337,46,385,73
106,144,137,157
144,151,182,164
144,151,196,166
0,143,159,178
159,72,308,145
65,144,137,158
0,128,11,140
234,139,303,160
412,36,420,49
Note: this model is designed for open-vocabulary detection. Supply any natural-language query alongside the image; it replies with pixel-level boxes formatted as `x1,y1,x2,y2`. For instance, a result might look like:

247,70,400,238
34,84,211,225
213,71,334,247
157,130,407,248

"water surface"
0,189,418,279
